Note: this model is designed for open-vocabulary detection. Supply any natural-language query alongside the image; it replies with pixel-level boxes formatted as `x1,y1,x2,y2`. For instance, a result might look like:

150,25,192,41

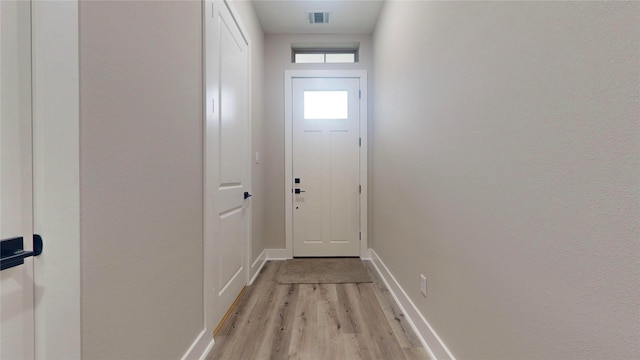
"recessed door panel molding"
219,13,246,186
330,130,351,243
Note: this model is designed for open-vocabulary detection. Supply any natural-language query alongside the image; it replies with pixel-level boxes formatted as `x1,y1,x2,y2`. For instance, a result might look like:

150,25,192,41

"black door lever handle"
244,192,252,199
294,189,306,194
1,234,43,271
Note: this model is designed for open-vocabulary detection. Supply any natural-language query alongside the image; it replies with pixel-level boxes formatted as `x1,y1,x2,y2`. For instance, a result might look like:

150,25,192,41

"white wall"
263,33,373,249
79,2,204,358
79,1,265,358
372,2,639,359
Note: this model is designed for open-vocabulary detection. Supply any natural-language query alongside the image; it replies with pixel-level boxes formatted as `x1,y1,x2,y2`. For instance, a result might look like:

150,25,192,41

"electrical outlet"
420,274,427,297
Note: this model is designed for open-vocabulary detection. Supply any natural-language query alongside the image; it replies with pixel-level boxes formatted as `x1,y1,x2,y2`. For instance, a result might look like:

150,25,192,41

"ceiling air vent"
307,11,330,24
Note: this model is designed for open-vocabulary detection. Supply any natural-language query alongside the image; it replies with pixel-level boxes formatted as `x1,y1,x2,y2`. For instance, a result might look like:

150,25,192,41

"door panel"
219,16,245,185
206,1,250,330
219,207,242,293
298,130,322,243
292,78,360,257
1,1,35,359
330,130,350,243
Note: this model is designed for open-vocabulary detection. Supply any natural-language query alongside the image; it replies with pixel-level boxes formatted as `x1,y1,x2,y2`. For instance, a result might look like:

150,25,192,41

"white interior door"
292,78,360,257
0,1,35,359
205,1,250,330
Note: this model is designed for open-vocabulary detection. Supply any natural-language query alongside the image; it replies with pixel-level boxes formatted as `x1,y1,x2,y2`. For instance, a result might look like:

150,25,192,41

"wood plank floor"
206,260,431,360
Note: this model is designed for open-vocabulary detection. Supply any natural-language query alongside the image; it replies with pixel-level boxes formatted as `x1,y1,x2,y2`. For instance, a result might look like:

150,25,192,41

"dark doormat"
277,258,372,284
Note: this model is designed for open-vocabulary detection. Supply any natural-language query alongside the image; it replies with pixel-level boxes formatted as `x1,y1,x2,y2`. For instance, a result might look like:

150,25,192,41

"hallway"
1,0,637,359
207,260,430,360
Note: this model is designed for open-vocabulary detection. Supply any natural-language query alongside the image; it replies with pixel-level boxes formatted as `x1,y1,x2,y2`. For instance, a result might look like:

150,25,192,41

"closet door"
204,0,251,331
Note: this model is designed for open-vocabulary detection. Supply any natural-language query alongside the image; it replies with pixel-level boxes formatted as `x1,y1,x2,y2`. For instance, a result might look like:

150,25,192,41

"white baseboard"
265,248,291,260
369,250,456,360
180,329,215,360
249,249,267,285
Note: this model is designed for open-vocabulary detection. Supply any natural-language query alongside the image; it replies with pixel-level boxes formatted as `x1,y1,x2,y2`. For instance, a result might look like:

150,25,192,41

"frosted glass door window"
304,91,348,119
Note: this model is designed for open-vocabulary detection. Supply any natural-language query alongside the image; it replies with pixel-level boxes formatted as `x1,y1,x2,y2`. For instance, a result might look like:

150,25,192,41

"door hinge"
359,137,362,147
359,185,361,194
359,232,362,241
359,90,361,99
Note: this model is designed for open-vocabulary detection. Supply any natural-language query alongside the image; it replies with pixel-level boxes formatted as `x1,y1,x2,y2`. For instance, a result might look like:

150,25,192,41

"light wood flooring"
206,260,431,360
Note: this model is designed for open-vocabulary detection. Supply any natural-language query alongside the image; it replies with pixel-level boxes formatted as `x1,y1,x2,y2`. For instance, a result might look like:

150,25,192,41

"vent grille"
307,11,330,24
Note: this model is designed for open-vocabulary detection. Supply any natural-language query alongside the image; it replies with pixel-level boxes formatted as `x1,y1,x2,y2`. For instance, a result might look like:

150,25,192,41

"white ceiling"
252,0,385,34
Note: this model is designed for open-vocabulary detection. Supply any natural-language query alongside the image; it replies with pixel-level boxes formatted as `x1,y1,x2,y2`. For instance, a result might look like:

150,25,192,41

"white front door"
205,1,250,329
0,1,35,359
292,78,361,257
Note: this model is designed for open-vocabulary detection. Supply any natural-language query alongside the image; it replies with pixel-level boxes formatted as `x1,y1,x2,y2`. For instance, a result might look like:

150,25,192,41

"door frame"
31,1,81,359
284,70,368,259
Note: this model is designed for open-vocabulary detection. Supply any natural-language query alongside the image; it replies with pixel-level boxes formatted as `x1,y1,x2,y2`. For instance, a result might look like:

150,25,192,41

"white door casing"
0,1,35,358
284,70,369,259
32,1,81,358
292,78,360,257
204,0,251,336
2,1,81,359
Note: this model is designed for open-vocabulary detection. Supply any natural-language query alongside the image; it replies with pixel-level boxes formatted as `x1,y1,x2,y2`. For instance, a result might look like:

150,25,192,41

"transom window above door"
292,49,358,64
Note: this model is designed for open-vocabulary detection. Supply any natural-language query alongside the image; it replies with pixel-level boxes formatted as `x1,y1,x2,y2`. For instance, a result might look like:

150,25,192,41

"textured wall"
79,1,203,358
372,2,639,359
263,33,373,249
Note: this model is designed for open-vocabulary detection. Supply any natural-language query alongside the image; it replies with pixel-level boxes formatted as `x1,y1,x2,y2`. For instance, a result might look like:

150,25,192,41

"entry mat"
277,258,372,284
